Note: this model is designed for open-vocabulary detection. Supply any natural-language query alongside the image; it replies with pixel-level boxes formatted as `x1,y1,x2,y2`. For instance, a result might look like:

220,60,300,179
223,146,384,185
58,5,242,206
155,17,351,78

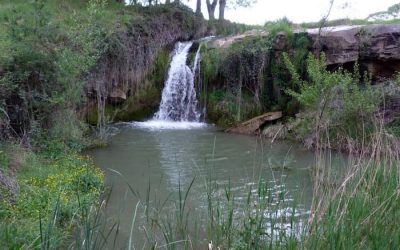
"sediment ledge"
208,24,400,77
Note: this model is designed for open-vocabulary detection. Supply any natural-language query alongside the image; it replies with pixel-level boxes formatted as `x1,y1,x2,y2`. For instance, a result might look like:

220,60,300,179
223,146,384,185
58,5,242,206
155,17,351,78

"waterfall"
133,41,207,130
193,44,204,120
193,44,201,75
155,42,201,122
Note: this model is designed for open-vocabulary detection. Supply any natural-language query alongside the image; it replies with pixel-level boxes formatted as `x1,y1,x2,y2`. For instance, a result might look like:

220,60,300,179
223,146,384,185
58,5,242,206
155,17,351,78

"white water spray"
154,42,200,122
133,41,205,130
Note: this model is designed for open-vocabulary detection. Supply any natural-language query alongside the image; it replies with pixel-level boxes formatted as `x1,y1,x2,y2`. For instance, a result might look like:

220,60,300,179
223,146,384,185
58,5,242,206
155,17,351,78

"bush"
0,0,110,144
284,53,381,148
264,17,294,38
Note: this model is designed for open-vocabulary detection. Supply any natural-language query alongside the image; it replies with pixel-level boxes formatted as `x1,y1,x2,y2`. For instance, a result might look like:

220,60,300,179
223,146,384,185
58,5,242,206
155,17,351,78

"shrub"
264,17,294,39
284,53,381,148
0,0,110,144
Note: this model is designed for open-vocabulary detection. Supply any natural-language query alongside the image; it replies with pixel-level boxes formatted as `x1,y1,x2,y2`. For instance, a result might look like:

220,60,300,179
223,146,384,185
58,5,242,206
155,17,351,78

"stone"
273,32,289,51
108,88,127,102
225,111,283,135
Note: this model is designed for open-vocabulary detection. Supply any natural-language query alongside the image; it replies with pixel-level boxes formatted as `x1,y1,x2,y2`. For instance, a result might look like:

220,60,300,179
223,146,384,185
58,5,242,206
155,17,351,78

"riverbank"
0,142,104,248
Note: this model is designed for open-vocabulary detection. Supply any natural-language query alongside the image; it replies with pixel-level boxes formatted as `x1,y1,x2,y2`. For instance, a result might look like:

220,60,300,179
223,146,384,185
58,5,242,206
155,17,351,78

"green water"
88,122,345,246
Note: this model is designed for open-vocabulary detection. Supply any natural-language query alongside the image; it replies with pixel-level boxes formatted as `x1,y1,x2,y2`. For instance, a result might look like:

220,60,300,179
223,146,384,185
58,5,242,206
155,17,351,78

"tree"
196,0,202,15
218,0,226,20
206,0,218,20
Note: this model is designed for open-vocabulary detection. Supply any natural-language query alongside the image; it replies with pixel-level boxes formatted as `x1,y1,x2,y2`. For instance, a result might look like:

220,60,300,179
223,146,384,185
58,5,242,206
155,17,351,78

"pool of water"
87,122,345,247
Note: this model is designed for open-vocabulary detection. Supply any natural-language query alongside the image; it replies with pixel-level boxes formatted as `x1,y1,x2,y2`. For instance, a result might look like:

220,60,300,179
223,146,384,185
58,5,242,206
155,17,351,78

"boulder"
226,111,282,135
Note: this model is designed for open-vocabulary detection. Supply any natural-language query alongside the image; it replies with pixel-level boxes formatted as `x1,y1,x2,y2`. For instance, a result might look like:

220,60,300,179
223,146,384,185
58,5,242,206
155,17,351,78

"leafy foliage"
264,17,294,38
284,53,382,147
201,20,311,126
201,36,271,126
0,0,111,143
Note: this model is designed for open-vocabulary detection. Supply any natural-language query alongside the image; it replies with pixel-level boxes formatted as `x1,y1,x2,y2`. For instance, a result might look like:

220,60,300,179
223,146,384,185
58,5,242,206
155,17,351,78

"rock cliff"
308,25,400,78
209,24,400,78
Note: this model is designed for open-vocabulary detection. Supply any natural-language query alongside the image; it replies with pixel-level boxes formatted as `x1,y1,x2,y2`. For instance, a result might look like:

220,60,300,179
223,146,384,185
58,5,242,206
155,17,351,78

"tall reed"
303,117,400,249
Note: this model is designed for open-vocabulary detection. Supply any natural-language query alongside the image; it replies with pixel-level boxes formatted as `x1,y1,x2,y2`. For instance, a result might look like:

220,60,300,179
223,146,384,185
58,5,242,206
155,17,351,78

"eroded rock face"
209,24,400,77
84,8,208,123
308,25,400,68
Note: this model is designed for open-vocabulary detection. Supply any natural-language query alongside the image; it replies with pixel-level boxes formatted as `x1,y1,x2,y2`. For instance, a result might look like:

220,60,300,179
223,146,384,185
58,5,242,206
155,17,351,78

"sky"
186,0,400,24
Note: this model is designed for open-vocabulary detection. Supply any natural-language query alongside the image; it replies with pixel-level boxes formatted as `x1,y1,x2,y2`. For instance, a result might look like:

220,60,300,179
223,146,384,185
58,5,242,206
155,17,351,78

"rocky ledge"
209,24,400,79
307,25,400,63
308,25,400,78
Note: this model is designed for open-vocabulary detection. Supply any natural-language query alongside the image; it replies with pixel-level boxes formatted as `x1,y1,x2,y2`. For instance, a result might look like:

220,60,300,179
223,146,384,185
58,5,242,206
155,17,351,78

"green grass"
302,131,400,249
0,148,9,173
0,143,104,249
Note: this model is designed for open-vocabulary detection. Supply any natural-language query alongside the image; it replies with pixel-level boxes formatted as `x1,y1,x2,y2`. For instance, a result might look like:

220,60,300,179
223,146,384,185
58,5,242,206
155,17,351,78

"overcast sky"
186,0,400,24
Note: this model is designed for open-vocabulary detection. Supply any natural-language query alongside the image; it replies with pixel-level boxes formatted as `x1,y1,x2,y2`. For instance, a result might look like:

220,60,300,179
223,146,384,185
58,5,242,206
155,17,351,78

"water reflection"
87,123,344,246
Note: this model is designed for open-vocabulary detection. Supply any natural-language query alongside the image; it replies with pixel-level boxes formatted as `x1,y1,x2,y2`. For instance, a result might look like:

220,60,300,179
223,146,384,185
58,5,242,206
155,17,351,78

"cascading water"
193,44,206,121
133,41,206,130
155,42,200,122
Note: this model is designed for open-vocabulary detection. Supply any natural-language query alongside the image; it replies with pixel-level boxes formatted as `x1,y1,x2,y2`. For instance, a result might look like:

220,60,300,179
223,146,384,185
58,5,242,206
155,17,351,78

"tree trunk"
196,0,202,15
219,0,226,20
166,0,170,4
206,0,218,20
